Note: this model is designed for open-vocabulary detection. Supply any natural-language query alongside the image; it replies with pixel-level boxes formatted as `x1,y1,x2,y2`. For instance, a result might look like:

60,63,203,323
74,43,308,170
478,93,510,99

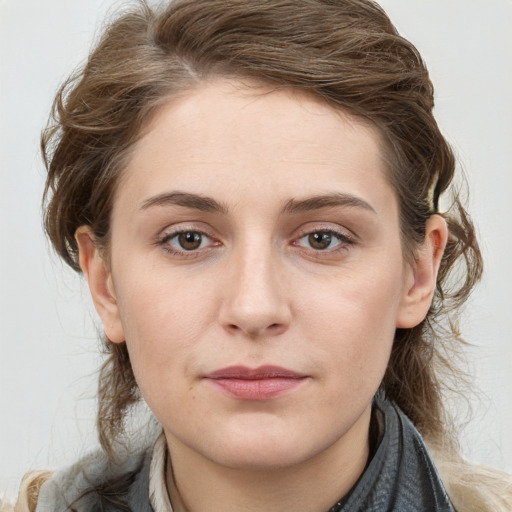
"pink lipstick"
204,365,308,400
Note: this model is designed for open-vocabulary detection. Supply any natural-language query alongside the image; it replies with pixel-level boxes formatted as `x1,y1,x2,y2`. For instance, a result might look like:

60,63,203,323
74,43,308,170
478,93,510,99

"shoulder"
13,471,54,512
383,397,512,512
17,444,154,512
426,438,512,512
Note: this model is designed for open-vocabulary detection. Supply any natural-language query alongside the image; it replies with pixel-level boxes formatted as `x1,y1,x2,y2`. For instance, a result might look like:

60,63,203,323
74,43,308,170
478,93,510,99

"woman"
14,0,511,510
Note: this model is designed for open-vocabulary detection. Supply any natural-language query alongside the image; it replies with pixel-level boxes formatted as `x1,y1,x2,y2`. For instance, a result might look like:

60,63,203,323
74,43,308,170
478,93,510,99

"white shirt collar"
149,433,174,512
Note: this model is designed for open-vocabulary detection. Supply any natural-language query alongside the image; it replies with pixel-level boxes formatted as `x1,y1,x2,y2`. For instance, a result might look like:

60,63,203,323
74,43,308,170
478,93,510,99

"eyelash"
292,228,356,254
157,228,219,258
156,226,356,258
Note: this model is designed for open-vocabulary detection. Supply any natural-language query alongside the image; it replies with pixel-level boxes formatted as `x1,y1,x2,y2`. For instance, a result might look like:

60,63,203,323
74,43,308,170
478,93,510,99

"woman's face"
87,79,428,471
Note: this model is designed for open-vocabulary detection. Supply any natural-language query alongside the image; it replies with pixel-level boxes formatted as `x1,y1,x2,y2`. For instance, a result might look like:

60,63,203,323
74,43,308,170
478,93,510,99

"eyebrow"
140,191,376,216
140,191,229,214
282,193,376,215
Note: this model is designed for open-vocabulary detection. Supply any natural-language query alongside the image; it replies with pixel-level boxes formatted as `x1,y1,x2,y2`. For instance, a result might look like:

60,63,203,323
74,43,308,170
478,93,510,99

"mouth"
203,365,309,401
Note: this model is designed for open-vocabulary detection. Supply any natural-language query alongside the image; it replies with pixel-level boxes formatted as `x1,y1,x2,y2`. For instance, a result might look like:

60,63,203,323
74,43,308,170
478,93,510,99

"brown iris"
308,232,333,250
178,232,202,250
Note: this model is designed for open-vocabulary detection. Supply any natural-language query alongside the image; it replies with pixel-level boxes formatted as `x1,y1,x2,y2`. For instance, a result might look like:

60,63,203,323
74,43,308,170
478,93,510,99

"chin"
196,421,345,472
208,442,315,472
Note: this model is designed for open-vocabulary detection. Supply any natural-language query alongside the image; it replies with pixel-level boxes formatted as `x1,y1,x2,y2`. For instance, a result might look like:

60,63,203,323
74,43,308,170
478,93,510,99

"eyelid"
153,221,357,258
290,223,358,254
293,222,357,243
155,223,221,257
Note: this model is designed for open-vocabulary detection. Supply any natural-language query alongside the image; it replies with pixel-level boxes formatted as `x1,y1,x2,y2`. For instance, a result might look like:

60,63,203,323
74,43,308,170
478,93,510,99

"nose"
219,243,291,338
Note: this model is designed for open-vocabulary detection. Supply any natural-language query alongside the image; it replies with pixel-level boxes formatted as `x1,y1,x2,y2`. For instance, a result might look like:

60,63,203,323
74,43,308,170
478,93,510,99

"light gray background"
1,0,511,501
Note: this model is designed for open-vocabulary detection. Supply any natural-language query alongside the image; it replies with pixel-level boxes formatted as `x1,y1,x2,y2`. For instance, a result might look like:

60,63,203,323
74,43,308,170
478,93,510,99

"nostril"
225,322,285,337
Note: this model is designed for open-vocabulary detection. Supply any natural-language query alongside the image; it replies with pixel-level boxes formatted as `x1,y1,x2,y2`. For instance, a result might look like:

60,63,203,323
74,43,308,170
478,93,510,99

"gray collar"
328,392,456,512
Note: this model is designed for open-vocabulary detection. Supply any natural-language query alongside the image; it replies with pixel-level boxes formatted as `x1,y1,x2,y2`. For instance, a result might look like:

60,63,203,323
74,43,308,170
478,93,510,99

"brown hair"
42,0,490,505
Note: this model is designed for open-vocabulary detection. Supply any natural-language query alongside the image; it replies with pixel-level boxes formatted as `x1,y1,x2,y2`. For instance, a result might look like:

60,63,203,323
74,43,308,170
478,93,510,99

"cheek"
301,265,403,385
117,263,214,333
112,269,217,389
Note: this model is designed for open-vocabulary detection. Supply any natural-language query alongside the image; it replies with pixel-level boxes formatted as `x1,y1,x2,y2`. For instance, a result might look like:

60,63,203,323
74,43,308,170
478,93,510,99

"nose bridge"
220,234,290,336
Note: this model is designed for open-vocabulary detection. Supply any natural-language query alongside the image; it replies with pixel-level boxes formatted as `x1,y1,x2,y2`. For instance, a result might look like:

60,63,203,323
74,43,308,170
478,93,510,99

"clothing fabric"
150,434,173,512
327,393,456,511
35,394,456,512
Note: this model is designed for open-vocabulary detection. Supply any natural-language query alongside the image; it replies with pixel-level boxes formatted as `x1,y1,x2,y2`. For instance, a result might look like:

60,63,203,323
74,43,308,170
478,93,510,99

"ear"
75,226,125,343
396,215,448,328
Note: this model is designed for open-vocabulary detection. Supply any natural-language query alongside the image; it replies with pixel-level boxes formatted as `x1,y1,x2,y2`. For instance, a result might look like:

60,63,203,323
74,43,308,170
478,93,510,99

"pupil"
179,232,201,250
309,232,331,250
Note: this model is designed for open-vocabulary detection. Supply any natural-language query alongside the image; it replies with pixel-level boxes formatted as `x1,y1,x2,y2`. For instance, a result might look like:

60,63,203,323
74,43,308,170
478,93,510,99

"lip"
203,365,308,401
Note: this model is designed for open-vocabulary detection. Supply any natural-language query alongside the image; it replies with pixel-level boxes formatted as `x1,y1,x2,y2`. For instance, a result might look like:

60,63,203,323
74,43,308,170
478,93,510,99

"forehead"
139,79,384,161
116,79,394,216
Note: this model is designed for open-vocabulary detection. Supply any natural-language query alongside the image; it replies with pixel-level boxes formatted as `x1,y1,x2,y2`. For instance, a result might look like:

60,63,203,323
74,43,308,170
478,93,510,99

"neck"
165,406,371,512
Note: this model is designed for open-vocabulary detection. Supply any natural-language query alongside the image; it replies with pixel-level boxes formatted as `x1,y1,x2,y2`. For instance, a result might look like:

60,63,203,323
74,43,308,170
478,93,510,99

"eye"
294,230,353,251
161,230,215,253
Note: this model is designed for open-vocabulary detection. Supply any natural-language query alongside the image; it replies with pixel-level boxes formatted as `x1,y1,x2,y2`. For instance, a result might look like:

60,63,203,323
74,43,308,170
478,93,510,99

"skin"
77,79,447,512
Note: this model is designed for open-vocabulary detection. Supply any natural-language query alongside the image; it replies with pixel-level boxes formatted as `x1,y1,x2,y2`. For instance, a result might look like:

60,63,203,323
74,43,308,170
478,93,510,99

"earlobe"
396,215,448,329
75,226,125,343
